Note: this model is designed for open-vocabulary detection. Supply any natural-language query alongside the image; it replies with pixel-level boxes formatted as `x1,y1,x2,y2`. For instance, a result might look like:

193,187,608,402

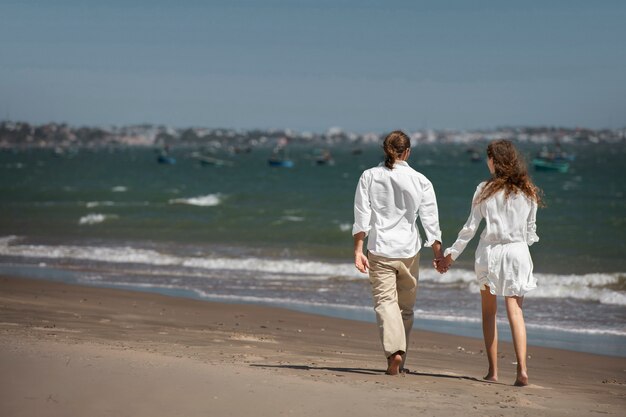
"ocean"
0,143,624,357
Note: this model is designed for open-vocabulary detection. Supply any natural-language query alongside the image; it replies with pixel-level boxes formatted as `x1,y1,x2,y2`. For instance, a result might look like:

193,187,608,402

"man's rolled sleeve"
418,180,442,247
352,172,372,236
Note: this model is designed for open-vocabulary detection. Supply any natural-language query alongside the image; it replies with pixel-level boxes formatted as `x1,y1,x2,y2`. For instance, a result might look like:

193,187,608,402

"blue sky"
1,0,625,131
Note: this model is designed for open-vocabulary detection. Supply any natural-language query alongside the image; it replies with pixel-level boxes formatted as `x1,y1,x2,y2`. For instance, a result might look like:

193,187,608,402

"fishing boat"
191,152,233,167
532,144,573,173
157,154,176,164
268,144,294,168
156,146,176,164
312,148,335,166
532,157,569,173
268,157,294,168
465,147,482,162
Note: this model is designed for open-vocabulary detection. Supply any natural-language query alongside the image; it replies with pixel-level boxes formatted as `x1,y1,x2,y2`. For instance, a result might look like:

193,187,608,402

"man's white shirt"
352,160,442,259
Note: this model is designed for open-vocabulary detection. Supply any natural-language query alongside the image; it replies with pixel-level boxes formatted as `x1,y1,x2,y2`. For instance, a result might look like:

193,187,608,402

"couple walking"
352,131,542,386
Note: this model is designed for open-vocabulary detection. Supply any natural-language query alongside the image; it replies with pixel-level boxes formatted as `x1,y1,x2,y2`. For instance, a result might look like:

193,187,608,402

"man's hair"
383,130,410,170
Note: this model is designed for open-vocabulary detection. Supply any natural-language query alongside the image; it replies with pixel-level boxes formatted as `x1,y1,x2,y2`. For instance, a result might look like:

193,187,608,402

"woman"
440,139,542,386
352,130,443,375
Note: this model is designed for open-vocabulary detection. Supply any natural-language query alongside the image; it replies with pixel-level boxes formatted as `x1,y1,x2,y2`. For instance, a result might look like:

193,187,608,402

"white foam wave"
180,257,359,279
0,236,624,306
529,284,626,305
169,193,222,207
0,236,359,278
338,223,351,232
0,235,19,246
84,201,150,208
426,268,626,306
86,201,115,208
282,216,304,222
524,322,626,337
419,268,476,284
78,214,117,225
112,186,127,192
5,163,25,169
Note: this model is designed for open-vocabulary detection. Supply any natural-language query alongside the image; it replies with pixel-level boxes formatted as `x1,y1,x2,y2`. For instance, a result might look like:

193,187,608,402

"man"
353,130,443,375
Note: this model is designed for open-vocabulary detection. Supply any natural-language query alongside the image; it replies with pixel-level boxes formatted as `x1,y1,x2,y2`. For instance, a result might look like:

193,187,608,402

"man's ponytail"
383,130,411,170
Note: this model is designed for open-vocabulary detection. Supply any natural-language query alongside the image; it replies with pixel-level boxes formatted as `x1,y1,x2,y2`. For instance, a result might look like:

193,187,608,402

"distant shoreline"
1,120,625,149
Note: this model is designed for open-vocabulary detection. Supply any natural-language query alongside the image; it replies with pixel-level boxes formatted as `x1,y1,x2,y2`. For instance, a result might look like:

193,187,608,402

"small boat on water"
532,144,573,173
268,143,294,168
532,157,569,173
157,154,176,164
191,152,233,167
466,147,482,162
156,146,176,164
312,148,335,166
268,157,294,168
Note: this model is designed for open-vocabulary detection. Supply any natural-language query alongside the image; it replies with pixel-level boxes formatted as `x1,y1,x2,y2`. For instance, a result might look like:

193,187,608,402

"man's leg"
368,253,406,374
396,253,419,370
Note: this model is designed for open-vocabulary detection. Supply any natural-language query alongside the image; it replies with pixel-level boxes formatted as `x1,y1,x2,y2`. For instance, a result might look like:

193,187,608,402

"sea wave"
0,236,624,306
169,193,222,207
86,201,116,208
84,201,151,208
338,222,351,232
282,216,305,222
78,214,118,225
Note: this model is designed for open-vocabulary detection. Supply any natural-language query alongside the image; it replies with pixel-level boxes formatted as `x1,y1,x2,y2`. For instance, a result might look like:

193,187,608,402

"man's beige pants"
367,252,420,365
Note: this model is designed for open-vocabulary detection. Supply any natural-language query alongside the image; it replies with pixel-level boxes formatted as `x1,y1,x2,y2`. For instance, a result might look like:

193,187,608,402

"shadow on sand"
250,364,492,383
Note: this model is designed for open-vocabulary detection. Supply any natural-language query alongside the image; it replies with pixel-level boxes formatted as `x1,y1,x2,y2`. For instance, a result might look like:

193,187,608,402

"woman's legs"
505,296,529,386
481,287,498,381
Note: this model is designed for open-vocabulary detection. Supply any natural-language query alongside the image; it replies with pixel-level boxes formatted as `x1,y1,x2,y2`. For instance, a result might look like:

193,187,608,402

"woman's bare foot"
514,371,529,386
483,373,498,382
386,352,402,375
483,367,498,382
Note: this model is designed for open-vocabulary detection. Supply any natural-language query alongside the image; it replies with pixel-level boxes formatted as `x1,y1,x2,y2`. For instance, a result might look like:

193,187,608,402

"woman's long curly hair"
383,130,410,170
475,140,544,206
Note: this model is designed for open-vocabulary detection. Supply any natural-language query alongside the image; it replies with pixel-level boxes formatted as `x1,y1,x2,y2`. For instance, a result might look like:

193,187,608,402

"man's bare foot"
386,353,402,375
514,371,529,387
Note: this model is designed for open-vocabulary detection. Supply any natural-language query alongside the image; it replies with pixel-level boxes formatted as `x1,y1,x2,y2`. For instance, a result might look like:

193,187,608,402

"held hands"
433,254,453,274
355,252,370,274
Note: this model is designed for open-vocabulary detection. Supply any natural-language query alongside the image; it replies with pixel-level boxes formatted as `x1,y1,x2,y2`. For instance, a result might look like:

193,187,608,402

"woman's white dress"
444,182,539,297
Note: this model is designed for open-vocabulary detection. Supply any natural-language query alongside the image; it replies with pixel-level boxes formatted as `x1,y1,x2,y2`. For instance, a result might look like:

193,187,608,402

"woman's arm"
443,183,485,262
526,199,539,246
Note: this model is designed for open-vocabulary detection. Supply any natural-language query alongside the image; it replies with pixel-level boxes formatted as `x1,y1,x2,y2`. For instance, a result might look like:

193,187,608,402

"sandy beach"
0,275,624,417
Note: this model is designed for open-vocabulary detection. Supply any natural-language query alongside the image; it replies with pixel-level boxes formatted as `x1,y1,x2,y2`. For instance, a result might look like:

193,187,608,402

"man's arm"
353,232,369,274
417,179,444,272
430,240,448,273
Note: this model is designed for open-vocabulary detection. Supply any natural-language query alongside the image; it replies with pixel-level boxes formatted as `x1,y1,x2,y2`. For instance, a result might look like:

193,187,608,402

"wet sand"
1,276,624,416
